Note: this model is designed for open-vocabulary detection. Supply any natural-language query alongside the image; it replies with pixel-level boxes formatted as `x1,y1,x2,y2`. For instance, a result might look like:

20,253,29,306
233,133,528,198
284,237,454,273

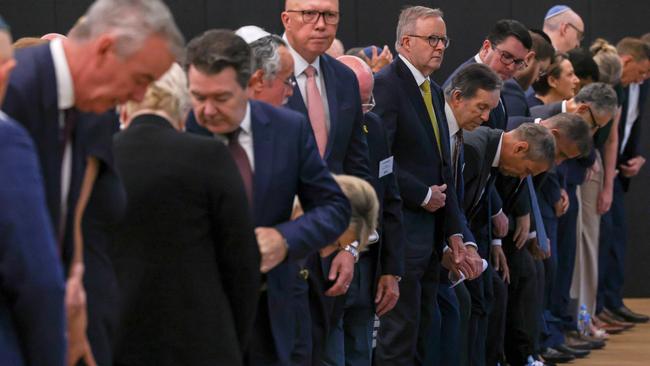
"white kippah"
235,25,271,44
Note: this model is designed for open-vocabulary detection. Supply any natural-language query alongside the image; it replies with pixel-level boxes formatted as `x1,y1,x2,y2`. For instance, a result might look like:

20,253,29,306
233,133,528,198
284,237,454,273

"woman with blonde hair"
591,38,623,86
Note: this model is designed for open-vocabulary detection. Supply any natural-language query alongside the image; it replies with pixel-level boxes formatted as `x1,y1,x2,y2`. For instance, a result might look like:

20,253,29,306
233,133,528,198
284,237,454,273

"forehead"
559,59,574,72
287,0,338,11
415,16,446,35
188,65,241,94
496,36,528,58
468,88,500,106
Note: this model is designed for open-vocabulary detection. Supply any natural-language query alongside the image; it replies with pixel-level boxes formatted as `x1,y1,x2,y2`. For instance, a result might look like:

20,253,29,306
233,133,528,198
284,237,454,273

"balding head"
326,38,344,58
337,55,374,111
543,6,584,52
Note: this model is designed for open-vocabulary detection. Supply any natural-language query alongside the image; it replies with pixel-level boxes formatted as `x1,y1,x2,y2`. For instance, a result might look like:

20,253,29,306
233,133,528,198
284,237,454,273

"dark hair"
532,52,570,96
568,48,600,82
444,63,503,99
544,113,593,157
529,29,555,61
186,29,252,88
487,19,532,50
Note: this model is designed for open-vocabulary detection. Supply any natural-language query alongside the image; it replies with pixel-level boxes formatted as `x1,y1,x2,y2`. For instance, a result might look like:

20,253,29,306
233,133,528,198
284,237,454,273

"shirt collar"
240,101,252,134
474,53,484,64
283,33,321,78
49,38,74,109
444,102,460,137
561,100,567,113
398,54,428,87
492,132,504,167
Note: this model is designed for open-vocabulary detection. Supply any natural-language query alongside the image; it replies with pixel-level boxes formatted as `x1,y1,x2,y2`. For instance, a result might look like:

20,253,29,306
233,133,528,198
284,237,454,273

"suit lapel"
251,102,273,216
320,55,338,159
395,58,437,146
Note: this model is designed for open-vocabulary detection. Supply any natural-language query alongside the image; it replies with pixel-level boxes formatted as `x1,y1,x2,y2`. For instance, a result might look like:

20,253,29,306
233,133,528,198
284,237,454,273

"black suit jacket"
462,127,502,229
374,56,470,254
112,115,260,366
617,81,649,191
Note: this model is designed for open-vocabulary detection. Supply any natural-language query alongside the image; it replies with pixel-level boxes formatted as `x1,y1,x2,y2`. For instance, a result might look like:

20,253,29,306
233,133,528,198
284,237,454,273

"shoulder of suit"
252,100,306,126
0,114,32,145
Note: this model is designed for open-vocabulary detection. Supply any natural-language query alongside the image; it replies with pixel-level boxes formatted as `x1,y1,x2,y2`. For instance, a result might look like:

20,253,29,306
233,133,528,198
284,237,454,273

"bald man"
0,16,66,366
319,55,405,365
542,5,585,52
326,38,345,58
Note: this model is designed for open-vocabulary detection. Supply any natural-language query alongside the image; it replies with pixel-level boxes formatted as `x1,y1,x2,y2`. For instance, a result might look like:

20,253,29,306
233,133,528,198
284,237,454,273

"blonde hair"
591,38,622,85
123,62,189,128
333,175,379,252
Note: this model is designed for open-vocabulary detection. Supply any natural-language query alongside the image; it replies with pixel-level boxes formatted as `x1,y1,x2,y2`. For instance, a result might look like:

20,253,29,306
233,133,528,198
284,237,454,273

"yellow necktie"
420,79,442,155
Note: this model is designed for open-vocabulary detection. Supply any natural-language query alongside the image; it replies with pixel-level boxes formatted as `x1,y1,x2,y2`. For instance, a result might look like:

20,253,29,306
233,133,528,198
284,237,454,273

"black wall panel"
1,0,649,296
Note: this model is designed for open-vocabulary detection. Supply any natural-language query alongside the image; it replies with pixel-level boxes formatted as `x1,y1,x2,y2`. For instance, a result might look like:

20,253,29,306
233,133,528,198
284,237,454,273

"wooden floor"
572,299,650,365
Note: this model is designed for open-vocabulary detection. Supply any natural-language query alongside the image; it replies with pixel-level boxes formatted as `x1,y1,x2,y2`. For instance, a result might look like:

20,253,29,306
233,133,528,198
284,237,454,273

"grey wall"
2,0,649,296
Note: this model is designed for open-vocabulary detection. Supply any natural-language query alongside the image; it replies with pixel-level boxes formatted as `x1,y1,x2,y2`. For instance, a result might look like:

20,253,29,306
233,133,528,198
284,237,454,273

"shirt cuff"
464,241,478,249
421,187,432,206
491,208,503,218
527,231,537,240
491,239,502,246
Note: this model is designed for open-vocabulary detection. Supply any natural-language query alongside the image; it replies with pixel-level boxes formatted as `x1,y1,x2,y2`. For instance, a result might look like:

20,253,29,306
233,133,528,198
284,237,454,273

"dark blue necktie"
526,175,548,251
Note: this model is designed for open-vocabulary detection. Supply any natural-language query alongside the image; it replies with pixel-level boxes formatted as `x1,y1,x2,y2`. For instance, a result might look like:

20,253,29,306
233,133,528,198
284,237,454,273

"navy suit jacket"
187,100,350,363
374,56,472,254
286,53,370,180
502,79,531,121
2,43,85,269
364,111,405,279
0,114,65,366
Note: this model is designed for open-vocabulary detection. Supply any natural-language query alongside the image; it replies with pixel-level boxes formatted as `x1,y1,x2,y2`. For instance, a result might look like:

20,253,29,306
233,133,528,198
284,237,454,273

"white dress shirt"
445,102,461,159
283,34,331,132
620,82,640,154
50,38,75,234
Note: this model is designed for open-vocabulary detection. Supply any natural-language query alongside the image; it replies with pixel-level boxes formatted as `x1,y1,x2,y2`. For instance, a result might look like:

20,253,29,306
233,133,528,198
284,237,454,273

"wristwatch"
343,240,360,263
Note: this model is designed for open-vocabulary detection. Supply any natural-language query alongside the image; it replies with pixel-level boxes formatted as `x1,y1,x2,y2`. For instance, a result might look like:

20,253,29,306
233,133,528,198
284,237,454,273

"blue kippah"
545,5,571,20
0,15,9,31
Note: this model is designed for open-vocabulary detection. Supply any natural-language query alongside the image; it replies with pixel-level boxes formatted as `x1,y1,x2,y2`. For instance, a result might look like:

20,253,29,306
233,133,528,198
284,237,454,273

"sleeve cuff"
464,241,478,249
421,187,432,206
491,208,503,218
527,231,537,240
491,239,502,246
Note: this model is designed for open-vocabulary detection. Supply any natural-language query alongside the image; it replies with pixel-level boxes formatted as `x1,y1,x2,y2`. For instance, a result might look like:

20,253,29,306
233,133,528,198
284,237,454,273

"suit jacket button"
299,268,309,280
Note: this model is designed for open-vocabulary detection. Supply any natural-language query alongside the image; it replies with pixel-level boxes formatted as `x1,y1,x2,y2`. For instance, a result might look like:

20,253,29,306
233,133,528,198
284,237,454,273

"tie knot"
420,79,431,93
226,127,242,143
304,65,317,78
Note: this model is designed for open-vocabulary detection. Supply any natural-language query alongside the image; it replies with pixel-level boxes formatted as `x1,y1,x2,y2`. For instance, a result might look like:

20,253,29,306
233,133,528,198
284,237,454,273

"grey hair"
69,0,185,60
591,38,623,85
544,112,593,157
395,6,443,50
574,82,618,118
444,63,503,99
249,35,286,81
333,175,379,252
512,123,556,166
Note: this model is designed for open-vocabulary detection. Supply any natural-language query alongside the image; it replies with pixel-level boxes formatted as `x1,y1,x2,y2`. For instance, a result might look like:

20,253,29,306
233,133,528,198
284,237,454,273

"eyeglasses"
586,105,601,130
286,10,340,25
407,34,450,49
283,77,297,89
567,23,584,41
492,46,528,70
362,94,376,113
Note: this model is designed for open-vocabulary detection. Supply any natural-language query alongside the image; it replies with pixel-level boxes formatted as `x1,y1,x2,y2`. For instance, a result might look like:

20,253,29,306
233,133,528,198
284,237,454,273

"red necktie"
227,128,254,206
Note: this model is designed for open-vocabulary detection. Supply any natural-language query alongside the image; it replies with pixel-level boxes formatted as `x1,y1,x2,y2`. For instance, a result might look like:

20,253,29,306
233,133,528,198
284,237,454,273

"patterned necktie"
304,65,328,157
227,128,254,206
420,79,442,155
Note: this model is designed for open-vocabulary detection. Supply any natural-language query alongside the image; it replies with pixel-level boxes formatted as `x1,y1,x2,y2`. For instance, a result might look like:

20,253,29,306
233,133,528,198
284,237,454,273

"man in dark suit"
372,7,484,365
281,1,371,362
598,38,650,324
184,30,351,366
1,1,184,363
323,54,404,366
428,63,503,366
0,19,66,366
502,30,555,121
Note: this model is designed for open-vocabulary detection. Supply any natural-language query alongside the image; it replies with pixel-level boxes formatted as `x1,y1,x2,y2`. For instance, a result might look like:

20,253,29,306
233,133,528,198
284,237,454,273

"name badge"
378,156,394,178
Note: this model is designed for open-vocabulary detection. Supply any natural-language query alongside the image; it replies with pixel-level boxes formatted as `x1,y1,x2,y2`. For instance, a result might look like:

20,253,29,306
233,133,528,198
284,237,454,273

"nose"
203,100,218,117
314,13,327,30
480,110,490,122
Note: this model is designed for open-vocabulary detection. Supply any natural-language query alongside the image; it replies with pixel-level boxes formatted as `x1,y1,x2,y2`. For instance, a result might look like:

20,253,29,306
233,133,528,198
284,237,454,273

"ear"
479,39,491,58
514,141,530,155
548,74,559,89
451,89,464,105
281,11,291,29
400,35,411,51
248,69,266,94
93,34,115,67
620,55,632,67
576,103,589,114
525,51,536,64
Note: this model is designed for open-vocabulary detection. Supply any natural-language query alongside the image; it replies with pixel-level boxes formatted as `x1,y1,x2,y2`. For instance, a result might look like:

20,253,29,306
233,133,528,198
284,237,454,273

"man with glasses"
372,6,484,365
281,0,372,364
542,5,585,53
235,25,296,106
